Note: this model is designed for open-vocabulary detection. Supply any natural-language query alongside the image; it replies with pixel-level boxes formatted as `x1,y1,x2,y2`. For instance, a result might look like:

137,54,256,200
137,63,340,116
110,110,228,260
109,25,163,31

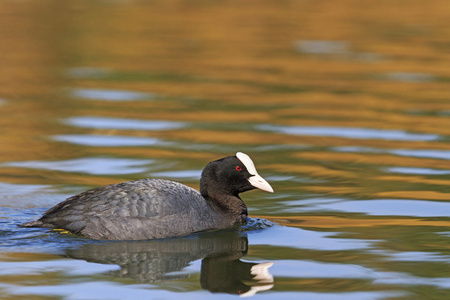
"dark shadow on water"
64,229,274,296
9,208,275,296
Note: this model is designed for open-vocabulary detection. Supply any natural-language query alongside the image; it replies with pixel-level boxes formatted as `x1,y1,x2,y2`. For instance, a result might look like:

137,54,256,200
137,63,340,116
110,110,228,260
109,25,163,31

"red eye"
235,166,242,171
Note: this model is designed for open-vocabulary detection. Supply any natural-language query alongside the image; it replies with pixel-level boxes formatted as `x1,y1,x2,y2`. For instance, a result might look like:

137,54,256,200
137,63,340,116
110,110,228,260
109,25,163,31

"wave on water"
240,217,276,232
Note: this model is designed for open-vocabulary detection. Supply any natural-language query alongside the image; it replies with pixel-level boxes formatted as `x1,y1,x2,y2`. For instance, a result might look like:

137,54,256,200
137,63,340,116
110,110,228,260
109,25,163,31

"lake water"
1,1,450,299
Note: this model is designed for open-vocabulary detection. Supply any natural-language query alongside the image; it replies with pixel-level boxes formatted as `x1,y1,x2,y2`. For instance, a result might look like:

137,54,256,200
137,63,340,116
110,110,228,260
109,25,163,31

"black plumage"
21,153,273,240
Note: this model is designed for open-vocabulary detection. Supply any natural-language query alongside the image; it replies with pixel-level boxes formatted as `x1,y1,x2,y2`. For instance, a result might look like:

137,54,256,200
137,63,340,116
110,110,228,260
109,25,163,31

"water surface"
1,1,449,299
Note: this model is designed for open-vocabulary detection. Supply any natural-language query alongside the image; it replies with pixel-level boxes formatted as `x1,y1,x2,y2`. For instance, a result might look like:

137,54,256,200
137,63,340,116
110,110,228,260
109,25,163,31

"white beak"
248,174,274,193
236,152,274,193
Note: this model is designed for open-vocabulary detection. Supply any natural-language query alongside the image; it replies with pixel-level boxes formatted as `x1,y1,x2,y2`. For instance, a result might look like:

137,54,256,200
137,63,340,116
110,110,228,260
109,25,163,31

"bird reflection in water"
65,230,274,296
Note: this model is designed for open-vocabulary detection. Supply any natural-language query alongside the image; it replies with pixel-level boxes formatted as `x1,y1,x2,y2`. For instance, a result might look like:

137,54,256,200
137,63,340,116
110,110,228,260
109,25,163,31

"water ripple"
248,225,372,251
150,170,202,180
257,124,439,141
0,260,119,276
3,157,154,175
241,217,275,232
383,72,435,83
377,250,450,263
64,116,186,130
294,40,385,62
53,134,165,147
64,67,111,79
384,167,450,175
69,88,156,101
0,184,74,208
334,146,450,160
297,199,450,217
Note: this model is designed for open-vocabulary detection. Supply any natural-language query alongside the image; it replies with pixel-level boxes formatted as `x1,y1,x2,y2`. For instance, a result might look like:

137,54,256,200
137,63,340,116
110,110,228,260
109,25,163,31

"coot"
21,152,273,240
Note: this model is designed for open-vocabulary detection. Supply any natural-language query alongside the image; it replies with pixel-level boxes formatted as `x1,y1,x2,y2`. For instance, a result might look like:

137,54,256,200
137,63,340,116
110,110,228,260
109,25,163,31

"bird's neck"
202,190,248,218
200,169,248,219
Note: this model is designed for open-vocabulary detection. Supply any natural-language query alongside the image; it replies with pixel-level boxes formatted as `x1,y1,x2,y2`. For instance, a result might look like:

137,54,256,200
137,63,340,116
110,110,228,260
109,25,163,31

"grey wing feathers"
25,179,209,239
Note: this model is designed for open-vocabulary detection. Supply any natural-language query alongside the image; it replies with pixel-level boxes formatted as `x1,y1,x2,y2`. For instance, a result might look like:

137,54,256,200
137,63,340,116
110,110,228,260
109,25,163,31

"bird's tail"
19,220,45,227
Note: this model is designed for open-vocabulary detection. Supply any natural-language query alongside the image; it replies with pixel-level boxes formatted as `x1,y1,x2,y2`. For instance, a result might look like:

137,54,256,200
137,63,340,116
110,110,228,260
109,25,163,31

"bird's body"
21,152,273,240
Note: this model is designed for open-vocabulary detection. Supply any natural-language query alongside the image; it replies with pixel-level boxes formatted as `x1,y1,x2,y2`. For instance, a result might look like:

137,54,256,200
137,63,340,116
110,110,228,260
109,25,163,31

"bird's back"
23,179,232,240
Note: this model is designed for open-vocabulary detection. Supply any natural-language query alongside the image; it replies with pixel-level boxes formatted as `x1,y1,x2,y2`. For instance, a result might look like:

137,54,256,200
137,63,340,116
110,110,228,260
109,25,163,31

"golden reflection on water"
1,0,450,298
264,215,450,229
